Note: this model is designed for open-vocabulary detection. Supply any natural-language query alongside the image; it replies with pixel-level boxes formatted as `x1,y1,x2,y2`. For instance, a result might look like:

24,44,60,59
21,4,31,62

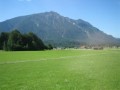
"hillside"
0,11,120,47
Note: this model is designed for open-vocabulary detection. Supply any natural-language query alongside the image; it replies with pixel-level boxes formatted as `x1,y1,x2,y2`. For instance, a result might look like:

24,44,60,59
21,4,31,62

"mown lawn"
0,49,120,90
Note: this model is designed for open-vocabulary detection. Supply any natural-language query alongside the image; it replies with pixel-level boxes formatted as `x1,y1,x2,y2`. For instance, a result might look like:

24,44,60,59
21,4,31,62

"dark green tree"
0,32,9,50
0,30,51,51
47,44,53,50
27,32,47,50
7,30,23,51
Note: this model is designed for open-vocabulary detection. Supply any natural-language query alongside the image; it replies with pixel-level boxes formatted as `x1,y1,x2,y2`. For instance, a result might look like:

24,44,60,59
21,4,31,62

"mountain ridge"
0,11,120,47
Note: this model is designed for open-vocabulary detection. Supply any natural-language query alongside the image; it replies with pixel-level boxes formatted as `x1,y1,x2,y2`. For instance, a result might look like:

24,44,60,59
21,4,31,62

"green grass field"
0,49,120,90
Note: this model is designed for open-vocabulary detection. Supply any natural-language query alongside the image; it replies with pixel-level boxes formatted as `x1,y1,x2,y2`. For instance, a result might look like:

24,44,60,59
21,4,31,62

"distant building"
93,47,103,50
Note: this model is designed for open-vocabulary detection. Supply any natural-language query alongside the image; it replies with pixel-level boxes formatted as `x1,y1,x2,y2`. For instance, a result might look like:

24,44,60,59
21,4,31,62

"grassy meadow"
0,49,120,90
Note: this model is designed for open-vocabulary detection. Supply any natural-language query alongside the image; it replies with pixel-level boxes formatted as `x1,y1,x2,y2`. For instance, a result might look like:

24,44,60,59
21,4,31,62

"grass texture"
0,49,120,90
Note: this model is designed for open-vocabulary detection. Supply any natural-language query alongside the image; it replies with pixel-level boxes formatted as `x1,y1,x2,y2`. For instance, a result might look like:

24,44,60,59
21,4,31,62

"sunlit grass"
0,49,120,90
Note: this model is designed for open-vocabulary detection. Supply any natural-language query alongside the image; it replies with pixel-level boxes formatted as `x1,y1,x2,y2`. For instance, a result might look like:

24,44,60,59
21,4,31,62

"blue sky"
0,0,120,38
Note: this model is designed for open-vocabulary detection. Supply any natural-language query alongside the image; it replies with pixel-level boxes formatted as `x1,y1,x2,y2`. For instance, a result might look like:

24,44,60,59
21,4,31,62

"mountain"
0,11,120,47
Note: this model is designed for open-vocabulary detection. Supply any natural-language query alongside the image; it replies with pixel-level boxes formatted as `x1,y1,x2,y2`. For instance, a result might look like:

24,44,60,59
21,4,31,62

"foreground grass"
0,49,120,90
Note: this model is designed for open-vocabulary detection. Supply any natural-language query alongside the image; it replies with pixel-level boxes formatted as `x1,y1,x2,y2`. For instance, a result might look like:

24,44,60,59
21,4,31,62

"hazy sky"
0,0,120,38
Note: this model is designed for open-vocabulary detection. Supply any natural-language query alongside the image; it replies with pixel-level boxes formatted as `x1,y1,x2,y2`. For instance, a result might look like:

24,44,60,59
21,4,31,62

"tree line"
0,30,53,51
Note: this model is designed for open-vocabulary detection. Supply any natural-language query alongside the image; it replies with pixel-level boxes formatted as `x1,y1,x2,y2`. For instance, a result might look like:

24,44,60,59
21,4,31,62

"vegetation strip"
0,53,108,65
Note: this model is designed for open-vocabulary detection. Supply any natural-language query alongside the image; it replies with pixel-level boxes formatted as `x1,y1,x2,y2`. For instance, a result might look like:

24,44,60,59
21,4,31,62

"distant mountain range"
0,11,120,47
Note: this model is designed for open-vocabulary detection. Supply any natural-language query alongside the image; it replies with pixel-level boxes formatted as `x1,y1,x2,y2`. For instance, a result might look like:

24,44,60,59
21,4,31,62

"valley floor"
0,49,120,90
